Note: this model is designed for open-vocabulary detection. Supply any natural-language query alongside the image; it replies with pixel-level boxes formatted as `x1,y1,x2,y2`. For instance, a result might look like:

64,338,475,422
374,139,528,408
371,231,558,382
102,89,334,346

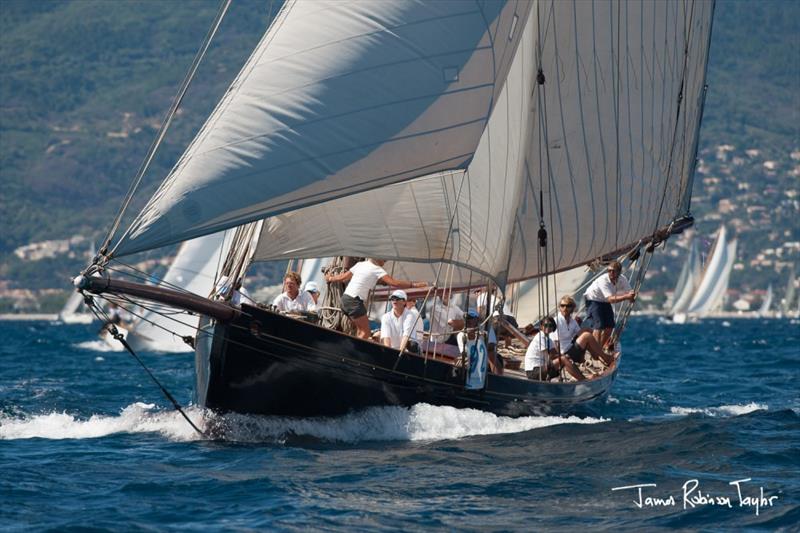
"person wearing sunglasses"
555,295,614,367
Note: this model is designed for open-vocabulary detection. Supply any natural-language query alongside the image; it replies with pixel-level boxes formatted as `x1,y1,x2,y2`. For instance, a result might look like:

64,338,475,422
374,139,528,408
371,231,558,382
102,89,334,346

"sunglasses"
390,297,406,301
559,304,575,309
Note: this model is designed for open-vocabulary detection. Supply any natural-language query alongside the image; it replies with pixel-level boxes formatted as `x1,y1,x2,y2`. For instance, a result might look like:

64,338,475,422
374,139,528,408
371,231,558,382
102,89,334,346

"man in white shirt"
325,258,426,340
583,261,635,349
554,295,613,367
273,271,316,313
429,291,464,345
524,317,585,381
380,290,418,351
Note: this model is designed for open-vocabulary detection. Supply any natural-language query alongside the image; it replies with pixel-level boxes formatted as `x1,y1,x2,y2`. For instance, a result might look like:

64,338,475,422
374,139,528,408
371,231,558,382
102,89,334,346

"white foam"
74,340,124,352
669,402,768,417
210,403,606,443
0,403,606,443
0,403,203,441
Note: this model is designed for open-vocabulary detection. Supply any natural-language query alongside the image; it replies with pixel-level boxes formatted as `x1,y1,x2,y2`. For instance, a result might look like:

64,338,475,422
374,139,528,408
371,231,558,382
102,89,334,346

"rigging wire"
83,295,207,438
100,0,233,262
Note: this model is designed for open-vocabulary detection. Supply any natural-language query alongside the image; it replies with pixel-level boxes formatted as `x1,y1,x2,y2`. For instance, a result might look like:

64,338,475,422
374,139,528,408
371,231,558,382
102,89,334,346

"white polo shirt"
554,313,581,353
524,331,557,370
380,308,417,349
584,273,632,302
272,290,316,313
343,261,388,301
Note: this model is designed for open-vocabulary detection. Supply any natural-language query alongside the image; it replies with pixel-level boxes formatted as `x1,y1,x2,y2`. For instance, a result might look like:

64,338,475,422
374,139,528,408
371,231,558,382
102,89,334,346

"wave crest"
1,403,606,443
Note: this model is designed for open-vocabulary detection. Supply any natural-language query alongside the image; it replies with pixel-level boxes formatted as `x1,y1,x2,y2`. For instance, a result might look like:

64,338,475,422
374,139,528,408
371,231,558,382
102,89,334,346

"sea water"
1,318,798,530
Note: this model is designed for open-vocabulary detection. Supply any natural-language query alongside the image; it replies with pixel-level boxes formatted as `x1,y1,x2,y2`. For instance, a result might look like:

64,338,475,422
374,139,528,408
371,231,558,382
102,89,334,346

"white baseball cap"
305,281,320,293
389,289,407,300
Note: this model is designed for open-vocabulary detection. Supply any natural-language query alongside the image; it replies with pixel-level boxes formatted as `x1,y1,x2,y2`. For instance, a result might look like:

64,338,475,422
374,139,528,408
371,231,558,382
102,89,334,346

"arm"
379,274,426,289
325,270,353,284
607,291,635,304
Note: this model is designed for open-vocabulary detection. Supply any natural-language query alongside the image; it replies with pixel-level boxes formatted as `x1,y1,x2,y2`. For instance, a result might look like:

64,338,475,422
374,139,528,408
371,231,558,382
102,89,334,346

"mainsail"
101,0,715,291
685,226,737,316
670,236,702,315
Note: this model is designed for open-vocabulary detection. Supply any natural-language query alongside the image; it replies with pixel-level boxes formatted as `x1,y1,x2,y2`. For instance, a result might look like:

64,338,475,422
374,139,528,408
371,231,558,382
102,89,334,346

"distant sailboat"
57,289,94,324
122,231,232,352
757,284,773,318
670,236,702,317
780,265,797,318
674,225,737,322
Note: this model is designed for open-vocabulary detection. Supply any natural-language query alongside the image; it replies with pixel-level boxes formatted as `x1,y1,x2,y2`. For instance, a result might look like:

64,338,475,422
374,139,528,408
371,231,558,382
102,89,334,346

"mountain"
1,0,798,303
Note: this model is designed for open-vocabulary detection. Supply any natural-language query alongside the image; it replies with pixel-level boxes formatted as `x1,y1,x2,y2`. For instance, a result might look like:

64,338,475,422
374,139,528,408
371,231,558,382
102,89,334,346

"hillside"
1,0,798,309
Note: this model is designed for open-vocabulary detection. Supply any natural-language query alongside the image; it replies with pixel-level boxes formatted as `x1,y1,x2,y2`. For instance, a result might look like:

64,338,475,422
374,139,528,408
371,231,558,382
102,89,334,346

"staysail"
685,226,737,316
104,0,715,289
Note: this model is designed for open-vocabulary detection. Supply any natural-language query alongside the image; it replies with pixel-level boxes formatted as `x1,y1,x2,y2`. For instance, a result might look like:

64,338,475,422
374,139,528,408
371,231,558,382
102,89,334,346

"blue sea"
1,317,798,531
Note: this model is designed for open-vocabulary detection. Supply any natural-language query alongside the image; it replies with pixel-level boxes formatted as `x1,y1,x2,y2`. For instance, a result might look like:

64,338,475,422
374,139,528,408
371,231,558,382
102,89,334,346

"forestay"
111,0,530,257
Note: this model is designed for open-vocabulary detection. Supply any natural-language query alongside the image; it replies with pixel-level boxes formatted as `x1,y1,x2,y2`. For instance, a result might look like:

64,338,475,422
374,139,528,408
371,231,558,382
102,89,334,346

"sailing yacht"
756,284,773,318
672,225,737,323
72,0,716,417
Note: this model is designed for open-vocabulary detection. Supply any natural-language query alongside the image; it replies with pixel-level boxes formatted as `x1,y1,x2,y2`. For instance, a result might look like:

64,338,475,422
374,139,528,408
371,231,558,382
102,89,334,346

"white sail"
107,0,715,290
685,226,738,316
670,237,702,315
58,290,94,324
125,231,232,352
757,285,773,317
113,0,530,257
781,265,796,314
512,266,591,326
251,0,715,284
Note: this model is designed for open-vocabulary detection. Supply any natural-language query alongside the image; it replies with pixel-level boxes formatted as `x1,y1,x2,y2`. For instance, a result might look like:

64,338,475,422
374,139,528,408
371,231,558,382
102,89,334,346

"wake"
0,403,606,444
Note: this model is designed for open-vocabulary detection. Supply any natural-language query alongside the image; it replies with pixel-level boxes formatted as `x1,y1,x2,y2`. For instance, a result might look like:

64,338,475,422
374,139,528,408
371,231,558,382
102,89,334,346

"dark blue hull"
195,304,618,417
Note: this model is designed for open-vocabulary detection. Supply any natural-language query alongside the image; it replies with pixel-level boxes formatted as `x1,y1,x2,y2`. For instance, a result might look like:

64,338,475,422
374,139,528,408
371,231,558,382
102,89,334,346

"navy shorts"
341,294,367,319
565,341,587,363
586,299,615,329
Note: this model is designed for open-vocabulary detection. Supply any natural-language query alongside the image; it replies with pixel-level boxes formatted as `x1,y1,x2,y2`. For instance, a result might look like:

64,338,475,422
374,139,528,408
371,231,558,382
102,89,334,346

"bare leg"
556,355,585,381
576,332,613,366
598,327,613,349
351,315,371,339
487,348,503,375
592,328,603,347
